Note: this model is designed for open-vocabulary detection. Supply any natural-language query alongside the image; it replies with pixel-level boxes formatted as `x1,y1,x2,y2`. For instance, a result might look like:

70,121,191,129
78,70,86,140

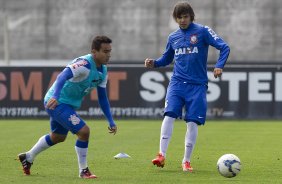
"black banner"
1,63,282,119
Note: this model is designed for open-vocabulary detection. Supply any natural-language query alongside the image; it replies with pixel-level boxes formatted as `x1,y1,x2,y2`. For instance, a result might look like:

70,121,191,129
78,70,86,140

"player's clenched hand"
46,98,58,110
108,126,117,135
144,58,154,68
213,68,223,78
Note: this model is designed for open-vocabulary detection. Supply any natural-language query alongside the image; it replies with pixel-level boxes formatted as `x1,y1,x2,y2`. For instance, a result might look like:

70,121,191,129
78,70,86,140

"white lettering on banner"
207,72,221,101
165,72,173,80
140,71,166,102
207,108,235,117
275,73,282,101
140,71,282,102
0,107,41,116
87,108,103,116
221,72,247,101
249,72,272,101
88,107,163,117
207,108,223,116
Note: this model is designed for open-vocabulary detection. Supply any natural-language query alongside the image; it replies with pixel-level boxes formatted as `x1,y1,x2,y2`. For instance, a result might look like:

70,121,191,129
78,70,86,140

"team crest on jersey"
190,34,198,44
68,114,80,125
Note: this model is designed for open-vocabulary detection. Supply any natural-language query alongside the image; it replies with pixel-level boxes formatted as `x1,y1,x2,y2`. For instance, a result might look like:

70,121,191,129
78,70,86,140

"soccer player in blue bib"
145,2,230,172
18,36,117,179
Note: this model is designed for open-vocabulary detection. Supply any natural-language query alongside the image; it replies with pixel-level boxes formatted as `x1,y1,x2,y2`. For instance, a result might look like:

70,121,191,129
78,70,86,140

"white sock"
75,146,88,172
183,122,198,163
159,116,175,157
26,135,51,163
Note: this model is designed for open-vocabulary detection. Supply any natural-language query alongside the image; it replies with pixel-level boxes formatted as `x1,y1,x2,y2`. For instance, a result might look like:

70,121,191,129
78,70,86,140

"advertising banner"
1,63,282,119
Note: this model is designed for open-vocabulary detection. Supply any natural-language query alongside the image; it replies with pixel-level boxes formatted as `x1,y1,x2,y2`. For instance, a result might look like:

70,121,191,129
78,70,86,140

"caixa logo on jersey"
175,47,198,56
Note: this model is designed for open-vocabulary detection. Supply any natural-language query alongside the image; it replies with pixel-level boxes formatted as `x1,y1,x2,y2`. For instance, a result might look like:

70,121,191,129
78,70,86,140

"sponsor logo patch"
175,47,198,56
71,59,88,69
205,26,219,40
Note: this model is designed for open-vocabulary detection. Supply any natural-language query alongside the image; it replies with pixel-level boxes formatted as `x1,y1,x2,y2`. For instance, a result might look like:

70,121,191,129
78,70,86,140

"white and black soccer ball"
217,154,241,178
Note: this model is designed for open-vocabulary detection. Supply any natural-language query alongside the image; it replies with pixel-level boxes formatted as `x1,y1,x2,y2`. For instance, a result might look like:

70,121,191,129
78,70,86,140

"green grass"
1,119,282,184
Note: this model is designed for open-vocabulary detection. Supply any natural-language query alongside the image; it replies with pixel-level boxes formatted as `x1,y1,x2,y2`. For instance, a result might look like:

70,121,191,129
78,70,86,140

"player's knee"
50,133,67,144
77,125,90,141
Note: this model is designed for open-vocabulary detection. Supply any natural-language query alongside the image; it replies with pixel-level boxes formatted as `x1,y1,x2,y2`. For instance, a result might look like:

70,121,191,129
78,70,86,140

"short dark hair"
172,2,195,22
91,36,112,51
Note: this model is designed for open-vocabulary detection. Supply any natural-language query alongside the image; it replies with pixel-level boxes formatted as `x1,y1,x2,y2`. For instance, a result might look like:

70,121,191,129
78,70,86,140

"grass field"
1,119,282,184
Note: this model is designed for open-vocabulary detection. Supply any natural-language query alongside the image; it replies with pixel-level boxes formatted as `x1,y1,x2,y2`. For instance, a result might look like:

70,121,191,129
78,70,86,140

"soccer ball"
217,154,241,178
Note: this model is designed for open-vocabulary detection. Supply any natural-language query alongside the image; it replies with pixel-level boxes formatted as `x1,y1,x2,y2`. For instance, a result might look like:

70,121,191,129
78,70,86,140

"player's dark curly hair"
172,2,195,22
91,36,112,51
